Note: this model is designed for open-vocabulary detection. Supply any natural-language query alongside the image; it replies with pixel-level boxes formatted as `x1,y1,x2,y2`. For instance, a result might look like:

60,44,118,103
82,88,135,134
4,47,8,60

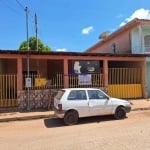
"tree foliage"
19,37,51,51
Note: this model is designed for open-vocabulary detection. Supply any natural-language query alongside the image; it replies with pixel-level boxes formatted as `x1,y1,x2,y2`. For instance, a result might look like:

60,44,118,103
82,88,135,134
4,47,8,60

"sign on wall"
25,78,32,88
78,74,92,85
72,60,101,74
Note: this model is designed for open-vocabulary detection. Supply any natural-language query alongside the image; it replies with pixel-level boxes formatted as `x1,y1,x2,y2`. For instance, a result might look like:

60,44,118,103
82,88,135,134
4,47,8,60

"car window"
88,90,108,100
68,90,87,100
55,90,65,100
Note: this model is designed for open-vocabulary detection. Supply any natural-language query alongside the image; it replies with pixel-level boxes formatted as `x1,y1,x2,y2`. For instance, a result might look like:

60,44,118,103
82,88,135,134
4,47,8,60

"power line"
35,13,38,51
15,0,37,37
16,0,25,10
0,0,23,16
1,0,40,40
15,0,31,111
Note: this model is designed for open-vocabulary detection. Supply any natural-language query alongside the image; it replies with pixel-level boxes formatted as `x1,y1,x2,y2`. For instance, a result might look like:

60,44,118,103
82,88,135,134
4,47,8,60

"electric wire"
0,0,42,43
15,0,39,38
15,0,38,39
16,0,25,10
0,0,24,17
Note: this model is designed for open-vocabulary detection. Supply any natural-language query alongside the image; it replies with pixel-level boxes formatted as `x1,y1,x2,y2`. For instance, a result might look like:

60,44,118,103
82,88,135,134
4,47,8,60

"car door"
87,90,113,116
67,90,89,117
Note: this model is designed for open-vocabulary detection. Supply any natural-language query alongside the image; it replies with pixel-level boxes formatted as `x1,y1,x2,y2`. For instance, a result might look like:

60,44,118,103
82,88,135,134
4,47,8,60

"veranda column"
142,60,147,98
17,58,23,91
103,59,108,93
138,25,143,53
64,59,69,88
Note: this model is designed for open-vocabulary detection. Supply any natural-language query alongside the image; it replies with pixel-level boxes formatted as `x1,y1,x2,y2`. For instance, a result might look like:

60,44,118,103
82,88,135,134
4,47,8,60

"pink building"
1,19,150,109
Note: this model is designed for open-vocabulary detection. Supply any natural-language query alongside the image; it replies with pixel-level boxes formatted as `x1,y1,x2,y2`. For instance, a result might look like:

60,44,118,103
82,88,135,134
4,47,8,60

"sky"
0,0,150,52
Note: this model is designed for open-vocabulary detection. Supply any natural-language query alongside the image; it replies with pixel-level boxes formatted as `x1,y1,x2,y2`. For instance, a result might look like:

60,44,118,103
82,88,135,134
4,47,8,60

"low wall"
17,89,57,111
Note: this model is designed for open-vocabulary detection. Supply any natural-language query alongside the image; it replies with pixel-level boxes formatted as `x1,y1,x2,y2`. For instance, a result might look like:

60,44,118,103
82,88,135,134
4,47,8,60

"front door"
87,90,113,116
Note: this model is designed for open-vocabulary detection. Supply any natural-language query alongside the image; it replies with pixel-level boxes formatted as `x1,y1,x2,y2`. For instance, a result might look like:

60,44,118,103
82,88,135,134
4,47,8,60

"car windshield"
55,90,65,100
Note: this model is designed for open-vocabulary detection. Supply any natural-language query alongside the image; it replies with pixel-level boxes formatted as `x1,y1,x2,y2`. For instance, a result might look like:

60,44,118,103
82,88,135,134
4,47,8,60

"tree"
19,36,51,51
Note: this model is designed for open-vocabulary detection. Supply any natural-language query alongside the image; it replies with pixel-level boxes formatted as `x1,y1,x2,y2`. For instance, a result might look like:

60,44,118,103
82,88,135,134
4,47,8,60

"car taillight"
58,104,62,111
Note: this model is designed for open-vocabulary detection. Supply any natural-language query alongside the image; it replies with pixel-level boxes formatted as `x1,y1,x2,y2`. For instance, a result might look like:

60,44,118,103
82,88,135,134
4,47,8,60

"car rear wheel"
114,107,126,119
64,110,79,125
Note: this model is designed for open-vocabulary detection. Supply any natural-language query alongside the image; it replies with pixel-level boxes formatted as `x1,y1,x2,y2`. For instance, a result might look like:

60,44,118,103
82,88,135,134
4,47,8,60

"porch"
0,51,147,109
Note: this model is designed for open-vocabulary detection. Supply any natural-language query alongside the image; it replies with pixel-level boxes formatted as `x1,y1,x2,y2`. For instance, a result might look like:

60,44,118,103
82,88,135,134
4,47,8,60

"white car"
54,88,131,125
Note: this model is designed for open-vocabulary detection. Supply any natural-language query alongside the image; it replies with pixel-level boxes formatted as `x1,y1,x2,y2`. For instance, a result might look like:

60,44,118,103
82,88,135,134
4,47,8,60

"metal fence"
108,68,141,84
0,68,143,108
23,74,64,90
108,68,142,98
68,73,104,88
23,73,104,89
0,74,17,107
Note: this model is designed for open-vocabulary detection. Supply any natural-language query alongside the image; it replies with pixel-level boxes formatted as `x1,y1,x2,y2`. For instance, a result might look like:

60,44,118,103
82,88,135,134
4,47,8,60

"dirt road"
0,110,150,150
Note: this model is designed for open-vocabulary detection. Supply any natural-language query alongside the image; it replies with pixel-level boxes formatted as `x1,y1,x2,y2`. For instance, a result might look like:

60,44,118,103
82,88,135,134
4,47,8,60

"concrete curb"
0,114,55,122
1,107,150,122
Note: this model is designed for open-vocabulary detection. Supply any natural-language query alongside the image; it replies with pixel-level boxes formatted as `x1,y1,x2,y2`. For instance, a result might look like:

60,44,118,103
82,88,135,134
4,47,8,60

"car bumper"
54,107,66,118
125,106,131,113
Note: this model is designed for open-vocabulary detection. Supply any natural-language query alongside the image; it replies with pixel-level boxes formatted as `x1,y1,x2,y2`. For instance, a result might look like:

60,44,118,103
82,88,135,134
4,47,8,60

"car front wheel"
114,107,126,119
64,110,79,125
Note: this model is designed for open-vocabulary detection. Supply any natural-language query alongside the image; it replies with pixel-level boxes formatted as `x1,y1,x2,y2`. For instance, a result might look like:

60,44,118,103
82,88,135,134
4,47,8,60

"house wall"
22,59,48,78
0,59,7,73
131,28,142,53
0,59,17,74
7,59,17,74
131,25,150,54
108,61,142,68
47,60,63,79
88,31,131,54
0,51,148,109
37,60,48,78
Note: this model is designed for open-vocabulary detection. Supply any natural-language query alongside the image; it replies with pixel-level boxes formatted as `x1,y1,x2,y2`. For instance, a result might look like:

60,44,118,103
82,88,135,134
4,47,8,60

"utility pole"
25,6,31,111
35,13,38,51
16,0,31,110
35,13,40,75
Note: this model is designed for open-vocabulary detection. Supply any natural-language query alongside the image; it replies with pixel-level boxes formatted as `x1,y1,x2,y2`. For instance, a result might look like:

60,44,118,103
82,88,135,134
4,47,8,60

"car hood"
110,97,131,105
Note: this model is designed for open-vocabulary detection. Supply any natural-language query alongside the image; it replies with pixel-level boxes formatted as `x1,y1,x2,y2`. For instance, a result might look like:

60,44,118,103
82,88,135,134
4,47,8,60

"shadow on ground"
44,115,120,128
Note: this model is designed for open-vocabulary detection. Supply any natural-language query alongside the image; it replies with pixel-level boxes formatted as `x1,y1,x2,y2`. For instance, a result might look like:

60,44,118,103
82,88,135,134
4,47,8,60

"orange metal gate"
108,68,142,98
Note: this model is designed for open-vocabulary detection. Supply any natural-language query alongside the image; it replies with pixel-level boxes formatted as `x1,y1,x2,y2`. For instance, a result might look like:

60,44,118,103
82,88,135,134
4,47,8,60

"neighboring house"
85,18,150,97
85,18,150,54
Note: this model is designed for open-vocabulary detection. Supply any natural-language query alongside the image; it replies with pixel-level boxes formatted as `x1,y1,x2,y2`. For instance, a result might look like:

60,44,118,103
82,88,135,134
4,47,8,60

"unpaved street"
0,110,150,150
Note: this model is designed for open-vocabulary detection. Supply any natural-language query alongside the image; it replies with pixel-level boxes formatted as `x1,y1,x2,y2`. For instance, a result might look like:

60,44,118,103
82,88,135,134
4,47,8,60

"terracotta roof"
0,49,149,57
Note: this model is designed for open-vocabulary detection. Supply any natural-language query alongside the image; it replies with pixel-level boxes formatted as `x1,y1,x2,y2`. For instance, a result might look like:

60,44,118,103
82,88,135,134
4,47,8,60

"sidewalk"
0,109,54,122
0,99,150,122
129,99,150,111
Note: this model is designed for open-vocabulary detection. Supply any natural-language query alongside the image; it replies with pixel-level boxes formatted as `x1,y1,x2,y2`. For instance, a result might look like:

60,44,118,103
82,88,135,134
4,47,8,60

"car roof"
61,88,100,91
